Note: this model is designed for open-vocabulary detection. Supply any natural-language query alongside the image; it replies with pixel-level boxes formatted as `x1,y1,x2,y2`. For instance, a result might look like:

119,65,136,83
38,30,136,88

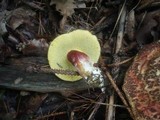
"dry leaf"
16,38,49,56
136,10,160,45
125,10,135,41
50,0,76,17
8,7,36,30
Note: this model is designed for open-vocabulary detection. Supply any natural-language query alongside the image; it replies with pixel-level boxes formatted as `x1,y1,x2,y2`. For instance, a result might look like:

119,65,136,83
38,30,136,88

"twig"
106,2,127,120
137,11,147,30
16,96,21,116
70,111,75,120
34,111,67,120
88,94,105,120
3,100,9,113
136,1,160,12
86,2,95,25
67,92,126,108
106,94,115,120
92,16,106,29
22,0,44,11
105,71,134,119
38,13,46,35
107,55,121,120
109,0,126,39
115,5,127,53
107,57,133,67
129,0,141,13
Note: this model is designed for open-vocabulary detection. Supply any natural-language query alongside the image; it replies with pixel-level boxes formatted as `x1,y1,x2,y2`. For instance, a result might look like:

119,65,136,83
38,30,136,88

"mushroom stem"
67,50,92,78
67,50,105,92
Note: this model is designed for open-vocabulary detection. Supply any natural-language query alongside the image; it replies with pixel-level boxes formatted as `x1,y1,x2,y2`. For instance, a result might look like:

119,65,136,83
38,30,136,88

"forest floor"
0,0,160,120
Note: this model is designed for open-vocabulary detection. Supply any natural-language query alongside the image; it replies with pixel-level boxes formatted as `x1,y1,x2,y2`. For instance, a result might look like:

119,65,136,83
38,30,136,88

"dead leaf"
125,10,135,41
136,10,160,45
14,77,23,84
16,38,49,56
26,94,48,114
137,0,160,11
50,0,76,17
0,10,10,35
8,7,36,30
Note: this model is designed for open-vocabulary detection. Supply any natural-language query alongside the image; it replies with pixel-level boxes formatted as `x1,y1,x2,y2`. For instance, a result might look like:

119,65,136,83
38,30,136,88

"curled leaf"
50,0,76,17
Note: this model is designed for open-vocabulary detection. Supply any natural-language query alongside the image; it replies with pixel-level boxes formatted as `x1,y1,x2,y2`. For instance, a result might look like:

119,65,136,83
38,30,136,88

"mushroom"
48,29,105,92
123,41,160,119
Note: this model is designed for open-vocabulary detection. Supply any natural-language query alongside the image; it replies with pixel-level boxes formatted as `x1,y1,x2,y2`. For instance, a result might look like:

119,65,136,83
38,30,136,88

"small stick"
107,57,133,67
106,2,127,120
105,71,134,119
106,94,115,120
88,94,105,120
108,0,126,39
115,5,127,54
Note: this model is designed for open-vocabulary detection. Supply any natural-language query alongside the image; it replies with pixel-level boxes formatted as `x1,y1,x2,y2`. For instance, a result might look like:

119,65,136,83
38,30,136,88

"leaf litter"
0,0,160,120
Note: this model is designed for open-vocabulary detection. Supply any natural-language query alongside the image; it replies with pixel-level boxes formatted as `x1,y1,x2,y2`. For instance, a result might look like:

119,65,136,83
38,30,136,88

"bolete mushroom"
48,29,105,91
123,41,160,119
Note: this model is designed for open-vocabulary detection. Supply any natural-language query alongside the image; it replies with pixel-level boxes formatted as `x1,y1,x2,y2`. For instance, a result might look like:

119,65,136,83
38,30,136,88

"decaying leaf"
8,7,36,30
0,10,10,35
137,0,160,11
26,94,48,114
50,0,76,17
136,10,160,45
16,38,49,56
125,10,135,41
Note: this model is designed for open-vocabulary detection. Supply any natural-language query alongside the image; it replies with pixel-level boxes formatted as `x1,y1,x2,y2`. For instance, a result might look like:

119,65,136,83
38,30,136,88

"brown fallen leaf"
8,7,36,30
16,38,49,56
26,93,48,114
136,10,160,45
50,0,76,17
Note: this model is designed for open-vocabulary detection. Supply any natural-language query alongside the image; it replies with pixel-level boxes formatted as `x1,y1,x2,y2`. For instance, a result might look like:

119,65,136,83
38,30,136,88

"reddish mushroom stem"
67,50,93,79
67,50,105,92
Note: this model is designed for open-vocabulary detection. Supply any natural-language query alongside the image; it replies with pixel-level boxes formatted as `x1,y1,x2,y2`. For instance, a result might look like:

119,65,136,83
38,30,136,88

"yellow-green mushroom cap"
48,29,101,81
